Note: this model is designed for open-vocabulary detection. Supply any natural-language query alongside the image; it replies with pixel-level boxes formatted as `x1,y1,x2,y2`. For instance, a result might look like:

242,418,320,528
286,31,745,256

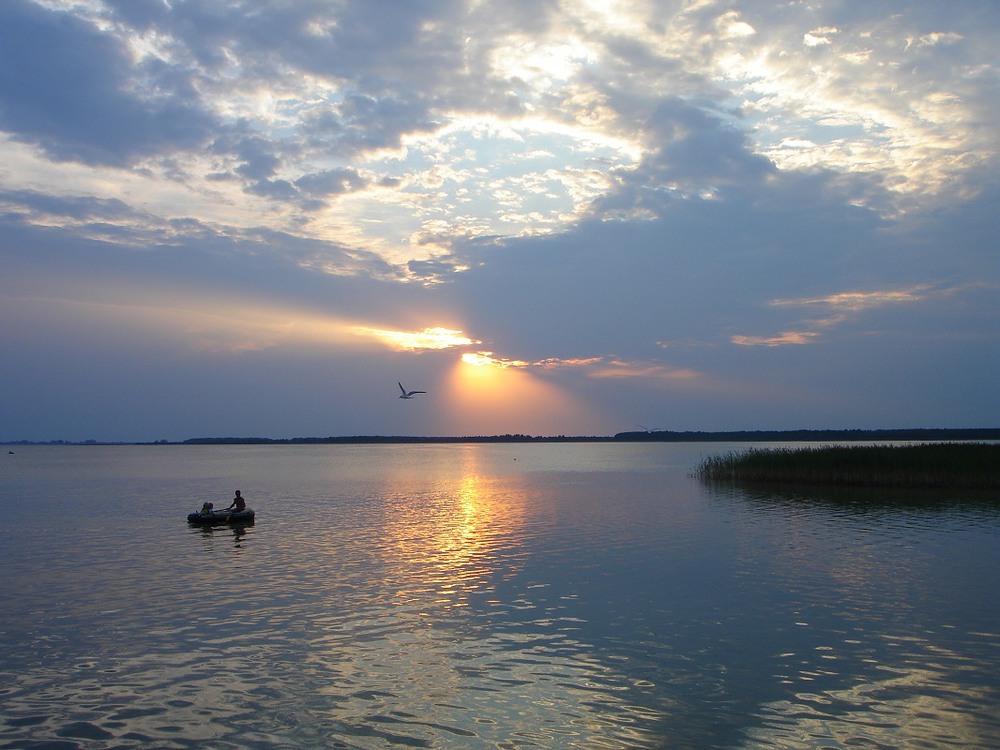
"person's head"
235,490,242,497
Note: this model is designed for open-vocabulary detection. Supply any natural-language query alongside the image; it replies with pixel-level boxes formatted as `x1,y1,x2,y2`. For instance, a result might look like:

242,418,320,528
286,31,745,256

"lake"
1,443,998,749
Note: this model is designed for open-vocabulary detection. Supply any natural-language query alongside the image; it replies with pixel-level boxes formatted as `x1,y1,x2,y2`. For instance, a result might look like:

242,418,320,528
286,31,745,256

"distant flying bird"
398,382,426,399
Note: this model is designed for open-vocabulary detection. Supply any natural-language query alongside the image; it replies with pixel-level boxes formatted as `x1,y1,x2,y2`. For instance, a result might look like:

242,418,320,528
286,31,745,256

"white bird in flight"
398,382,426,399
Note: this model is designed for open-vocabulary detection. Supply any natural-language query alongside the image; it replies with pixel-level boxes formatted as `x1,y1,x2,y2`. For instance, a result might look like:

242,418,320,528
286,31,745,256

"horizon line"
5,427,999,446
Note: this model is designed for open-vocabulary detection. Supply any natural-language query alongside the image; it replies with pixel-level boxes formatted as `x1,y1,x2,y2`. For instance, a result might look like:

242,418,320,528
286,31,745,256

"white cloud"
909,31,964,48
803,26,838,47
717,11,757,40
5,0,997,269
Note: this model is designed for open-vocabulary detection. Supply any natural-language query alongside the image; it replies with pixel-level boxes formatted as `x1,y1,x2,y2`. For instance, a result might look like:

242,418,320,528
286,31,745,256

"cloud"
354,326,479,352
295,168,370,199
0,188,137,223
731,332,820,348
0,0,216,166
729,284,988,347
771,287,932,313
461,351,529,368
803,27,838,47
9,0,993,264
588,360,703,382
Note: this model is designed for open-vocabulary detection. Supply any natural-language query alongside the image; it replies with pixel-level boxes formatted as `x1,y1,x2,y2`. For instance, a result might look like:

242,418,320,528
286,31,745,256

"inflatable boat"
187,508,255,525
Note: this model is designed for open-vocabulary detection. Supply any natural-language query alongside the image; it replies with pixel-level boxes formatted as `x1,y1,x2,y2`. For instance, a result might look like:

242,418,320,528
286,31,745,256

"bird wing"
398,382,406,395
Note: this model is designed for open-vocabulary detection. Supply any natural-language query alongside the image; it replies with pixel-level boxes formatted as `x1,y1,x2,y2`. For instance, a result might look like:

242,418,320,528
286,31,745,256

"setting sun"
444,352,603,435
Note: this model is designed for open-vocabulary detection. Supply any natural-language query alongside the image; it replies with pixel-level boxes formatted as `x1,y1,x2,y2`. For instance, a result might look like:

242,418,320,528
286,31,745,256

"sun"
444,352,601,436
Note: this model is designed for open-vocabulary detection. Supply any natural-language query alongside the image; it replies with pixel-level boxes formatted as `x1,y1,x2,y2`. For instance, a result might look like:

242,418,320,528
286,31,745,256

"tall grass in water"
696,443,1000,489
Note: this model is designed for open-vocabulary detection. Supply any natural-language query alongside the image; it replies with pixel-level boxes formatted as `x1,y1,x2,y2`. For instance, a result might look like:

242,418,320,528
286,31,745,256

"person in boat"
200,502,214,515
226,490,247,513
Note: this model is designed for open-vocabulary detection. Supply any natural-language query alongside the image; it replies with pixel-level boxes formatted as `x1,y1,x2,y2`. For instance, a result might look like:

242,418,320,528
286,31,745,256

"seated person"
200,502,214,515
226,491,247,512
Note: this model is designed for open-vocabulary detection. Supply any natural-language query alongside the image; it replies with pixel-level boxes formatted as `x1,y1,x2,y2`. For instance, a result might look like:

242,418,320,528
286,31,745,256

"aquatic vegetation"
696,443,1000,489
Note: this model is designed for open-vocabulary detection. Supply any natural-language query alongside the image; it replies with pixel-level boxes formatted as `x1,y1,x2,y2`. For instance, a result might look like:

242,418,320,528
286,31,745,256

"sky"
1,0,998,442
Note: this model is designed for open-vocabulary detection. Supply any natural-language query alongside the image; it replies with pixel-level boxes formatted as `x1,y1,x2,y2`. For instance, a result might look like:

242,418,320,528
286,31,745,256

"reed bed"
696,443,1000,489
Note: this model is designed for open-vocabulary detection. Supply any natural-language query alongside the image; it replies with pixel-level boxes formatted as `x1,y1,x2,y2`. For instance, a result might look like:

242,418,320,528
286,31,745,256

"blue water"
1,443,998,749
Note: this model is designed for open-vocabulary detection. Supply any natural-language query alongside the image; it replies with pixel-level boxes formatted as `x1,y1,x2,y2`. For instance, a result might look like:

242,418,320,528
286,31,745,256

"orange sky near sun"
441,355,604,436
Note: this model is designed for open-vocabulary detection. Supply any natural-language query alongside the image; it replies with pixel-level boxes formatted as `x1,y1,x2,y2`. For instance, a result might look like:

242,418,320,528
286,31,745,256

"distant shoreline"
5,428,999,446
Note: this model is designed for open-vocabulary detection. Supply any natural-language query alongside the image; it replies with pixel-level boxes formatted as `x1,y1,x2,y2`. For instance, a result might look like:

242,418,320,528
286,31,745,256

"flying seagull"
398,382,426,399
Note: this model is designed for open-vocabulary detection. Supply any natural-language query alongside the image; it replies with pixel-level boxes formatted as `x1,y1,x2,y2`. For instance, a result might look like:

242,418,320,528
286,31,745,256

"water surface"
1,443,998,748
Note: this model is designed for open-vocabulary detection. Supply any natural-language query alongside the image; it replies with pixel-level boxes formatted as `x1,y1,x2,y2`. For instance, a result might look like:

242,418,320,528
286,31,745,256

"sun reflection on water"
293,445,667,748
376,445,529,612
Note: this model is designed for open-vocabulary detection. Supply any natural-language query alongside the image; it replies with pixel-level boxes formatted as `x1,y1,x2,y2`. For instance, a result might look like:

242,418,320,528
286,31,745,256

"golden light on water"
308,445,663,746
383,461,519,602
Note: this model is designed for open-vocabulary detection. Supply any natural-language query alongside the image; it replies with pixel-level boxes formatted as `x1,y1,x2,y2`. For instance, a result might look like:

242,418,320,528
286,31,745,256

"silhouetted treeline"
7,428,998,446
612,428,1000,442
178,428,999,445
180,434,600,445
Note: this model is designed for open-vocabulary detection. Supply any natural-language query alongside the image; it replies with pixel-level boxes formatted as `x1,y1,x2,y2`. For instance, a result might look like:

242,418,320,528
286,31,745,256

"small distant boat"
187,508,255,525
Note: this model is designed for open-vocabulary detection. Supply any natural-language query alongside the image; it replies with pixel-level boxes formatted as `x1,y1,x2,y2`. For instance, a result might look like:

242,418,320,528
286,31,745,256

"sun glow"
461,351,529,368
2,286,369,355
354,326,480,351
445,353,602,435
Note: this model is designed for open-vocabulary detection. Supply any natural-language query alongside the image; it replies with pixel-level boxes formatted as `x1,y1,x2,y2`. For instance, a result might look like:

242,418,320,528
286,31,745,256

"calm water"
1,443,998,749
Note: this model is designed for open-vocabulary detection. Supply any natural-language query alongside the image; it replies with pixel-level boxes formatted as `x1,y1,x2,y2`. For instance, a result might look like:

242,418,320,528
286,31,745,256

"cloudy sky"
1,0,998,442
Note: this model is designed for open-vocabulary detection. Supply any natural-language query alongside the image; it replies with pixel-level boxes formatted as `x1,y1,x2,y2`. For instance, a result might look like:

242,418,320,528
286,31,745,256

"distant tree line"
612,428,1000,442
179,434,601,445
178,428,1000,445
6,428,998,446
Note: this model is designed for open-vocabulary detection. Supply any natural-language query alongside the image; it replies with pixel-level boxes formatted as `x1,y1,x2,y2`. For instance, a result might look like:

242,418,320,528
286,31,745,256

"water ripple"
2,444,999,748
